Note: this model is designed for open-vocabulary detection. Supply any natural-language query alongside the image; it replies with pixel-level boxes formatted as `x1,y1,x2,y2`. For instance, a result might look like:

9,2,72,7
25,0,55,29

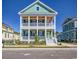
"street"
2,48,77,59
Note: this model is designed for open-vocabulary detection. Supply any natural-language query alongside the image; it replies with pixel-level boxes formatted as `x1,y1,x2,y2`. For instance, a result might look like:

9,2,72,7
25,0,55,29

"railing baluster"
22,23,28,26
30,23,37,26
22,23,53,26
22,36,28,39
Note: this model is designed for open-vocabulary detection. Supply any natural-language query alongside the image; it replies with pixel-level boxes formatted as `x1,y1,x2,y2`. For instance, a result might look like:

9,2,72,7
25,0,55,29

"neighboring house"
2,23,14,41
2,23,20,44
58,17,77,42
13,32,20,40
18,0,58,45
57,32,63,42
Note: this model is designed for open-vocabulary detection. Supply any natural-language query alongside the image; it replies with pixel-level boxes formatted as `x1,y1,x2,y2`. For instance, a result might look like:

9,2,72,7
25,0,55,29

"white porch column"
37,16,38,36
54,16,57,43
28,16,30,44
45,16,47,39
20,16,22,41
51,30,53,38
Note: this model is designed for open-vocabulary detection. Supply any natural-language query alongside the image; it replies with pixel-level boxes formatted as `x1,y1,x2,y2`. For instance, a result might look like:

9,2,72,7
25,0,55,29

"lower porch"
21,29,54,41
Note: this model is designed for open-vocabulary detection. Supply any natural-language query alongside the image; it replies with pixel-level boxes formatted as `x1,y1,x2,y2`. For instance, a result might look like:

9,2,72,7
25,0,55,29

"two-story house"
18,0,58,45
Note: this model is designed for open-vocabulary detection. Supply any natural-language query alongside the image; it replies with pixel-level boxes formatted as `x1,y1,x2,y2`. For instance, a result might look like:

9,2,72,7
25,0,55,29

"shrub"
20,41,28,45
2,40,5,44
34,34,39,45
15,39,20,45
39,41,46,45
3,40,14,45
58,42,62,45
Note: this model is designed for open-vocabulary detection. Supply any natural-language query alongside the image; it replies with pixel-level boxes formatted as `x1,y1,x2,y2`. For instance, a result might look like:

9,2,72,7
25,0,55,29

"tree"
15,39,20,45
2,40,5,47
34,34,39,45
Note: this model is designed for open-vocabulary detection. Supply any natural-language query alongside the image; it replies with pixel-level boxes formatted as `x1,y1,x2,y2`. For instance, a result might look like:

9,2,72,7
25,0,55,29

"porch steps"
46,38,57,46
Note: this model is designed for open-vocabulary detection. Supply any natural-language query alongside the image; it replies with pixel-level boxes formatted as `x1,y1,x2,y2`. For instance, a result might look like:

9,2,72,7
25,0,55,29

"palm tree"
34,34,39,45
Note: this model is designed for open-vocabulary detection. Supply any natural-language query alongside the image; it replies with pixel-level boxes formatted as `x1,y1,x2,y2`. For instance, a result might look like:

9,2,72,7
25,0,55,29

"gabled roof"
62,17,77,26
14,32,20,34
18,0,58,15
2,22,13,29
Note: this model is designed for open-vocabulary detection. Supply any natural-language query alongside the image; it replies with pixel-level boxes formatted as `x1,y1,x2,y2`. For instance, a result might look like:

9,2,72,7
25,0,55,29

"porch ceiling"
22,16,54,20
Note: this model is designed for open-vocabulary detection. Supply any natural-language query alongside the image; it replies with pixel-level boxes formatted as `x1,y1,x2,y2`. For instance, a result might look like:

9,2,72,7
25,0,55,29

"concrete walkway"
2,48,77,51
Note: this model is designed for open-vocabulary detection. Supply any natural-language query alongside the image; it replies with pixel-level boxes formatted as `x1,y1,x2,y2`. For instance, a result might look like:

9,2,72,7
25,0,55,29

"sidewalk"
2,48,77,51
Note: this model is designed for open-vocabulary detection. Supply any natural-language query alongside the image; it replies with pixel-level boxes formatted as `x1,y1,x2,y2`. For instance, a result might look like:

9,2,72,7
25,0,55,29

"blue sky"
2,0,77,32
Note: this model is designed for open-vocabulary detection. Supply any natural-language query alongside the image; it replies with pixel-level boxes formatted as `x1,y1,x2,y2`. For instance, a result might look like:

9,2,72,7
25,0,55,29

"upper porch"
20,16,56,29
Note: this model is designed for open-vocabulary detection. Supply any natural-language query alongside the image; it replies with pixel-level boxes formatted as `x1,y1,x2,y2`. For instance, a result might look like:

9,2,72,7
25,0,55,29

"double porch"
21,29,54,41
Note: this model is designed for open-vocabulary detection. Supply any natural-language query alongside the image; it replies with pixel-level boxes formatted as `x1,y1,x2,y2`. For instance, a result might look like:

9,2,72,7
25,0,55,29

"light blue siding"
22,3,54,14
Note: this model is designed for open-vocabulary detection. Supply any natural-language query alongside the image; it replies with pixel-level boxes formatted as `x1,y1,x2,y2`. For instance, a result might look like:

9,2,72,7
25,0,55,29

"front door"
47,31,51,39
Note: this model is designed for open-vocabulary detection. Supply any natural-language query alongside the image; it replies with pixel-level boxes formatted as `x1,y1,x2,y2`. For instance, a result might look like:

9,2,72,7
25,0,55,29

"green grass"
3,44,77,48
2,41,77,48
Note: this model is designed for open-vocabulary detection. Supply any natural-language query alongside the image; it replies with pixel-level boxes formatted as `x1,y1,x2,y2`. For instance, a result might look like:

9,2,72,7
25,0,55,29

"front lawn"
3,44,77,48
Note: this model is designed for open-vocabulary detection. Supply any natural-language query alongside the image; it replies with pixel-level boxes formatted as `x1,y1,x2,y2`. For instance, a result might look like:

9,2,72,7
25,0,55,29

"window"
37,7,39,11
22,30,28,36
5,33,6,38
38,19,45,23
8,33,9,38
30,31,36,36
74,21,77,28
30,19,37,23
22,19,28,23
38,31,45,36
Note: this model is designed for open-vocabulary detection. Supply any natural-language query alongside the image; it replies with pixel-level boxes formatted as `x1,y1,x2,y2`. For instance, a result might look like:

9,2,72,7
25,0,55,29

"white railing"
38,36,45,39
38,23,45,26
30,36,35,39
30,23,37,26
22,23,53,26
46,23,53,26
22,36,28,39
22,23,28,26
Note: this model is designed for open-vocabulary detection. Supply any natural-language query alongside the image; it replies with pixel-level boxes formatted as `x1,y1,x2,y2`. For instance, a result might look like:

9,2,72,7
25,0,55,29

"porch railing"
22,36,28,39
30,36,35,39
46,23,53,26
22,23,28,26
22,23,53,26
30,23,37,26
38,23,45,26
38,36,45,39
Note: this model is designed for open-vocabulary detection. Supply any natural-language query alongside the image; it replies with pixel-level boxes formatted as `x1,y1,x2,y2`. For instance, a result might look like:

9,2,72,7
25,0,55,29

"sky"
2,0,77,32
